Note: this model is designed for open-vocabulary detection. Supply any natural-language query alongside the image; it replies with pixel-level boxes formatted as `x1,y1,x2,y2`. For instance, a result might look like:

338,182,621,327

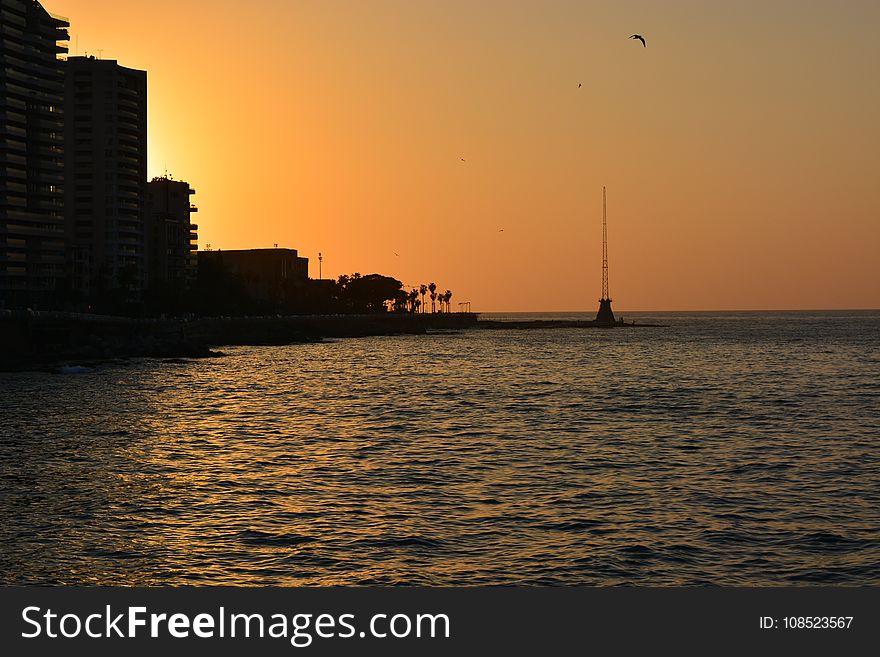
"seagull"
578,83,582,88
630,34,646,47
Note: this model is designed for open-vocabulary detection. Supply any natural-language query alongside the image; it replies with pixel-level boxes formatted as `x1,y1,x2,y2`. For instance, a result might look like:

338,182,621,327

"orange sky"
50,0,879,311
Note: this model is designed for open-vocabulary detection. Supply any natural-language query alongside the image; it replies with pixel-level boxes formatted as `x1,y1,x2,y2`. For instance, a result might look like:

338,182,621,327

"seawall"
476,319,662,329
0,311,480,371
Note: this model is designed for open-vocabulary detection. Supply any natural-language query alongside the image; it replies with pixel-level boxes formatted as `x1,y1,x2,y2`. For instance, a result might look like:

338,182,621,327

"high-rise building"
0,0,68,309
64,55,147,301
145,176,198,287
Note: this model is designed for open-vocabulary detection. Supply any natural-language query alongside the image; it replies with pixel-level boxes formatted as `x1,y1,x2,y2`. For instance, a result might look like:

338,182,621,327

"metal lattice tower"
595,186,616,325
601,186,610,300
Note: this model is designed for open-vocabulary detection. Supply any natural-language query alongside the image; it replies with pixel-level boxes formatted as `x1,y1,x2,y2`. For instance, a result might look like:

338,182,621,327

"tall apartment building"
0,0,68,309
145,176,198,287
64,55,146,301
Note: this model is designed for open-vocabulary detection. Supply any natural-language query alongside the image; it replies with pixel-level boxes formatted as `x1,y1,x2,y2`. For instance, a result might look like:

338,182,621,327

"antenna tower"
595,186,617,326
601,186,609,300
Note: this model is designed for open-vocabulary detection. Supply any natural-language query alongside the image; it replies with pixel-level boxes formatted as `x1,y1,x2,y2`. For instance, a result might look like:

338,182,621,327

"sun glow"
49,0,880,311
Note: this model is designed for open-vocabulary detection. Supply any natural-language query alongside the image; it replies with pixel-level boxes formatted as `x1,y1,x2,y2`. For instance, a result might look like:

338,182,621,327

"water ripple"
1,311,878,585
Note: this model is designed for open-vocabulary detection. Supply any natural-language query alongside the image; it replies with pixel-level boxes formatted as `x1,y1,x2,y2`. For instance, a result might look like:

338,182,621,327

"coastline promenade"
0,311,664,371
0,311,479,371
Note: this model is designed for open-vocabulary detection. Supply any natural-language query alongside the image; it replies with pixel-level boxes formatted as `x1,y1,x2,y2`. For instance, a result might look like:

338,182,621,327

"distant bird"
578,83,582,88
498,229,505,232
394,252,400,257
460,158,466,162
630,34,646,47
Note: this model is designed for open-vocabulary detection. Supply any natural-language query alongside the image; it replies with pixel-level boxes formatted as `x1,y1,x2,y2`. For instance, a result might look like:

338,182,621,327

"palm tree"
444,290,453,313
407,288,420,313
419,284,428,314
429,282,437,313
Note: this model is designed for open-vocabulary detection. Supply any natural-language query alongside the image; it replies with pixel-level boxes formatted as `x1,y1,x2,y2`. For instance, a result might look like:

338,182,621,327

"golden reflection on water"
1,312,879,585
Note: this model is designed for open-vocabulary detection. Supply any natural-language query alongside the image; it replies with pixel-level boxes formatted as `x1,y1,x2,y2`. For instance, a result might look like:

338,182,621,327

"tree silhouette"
419,284,428,314
392,290,408,313
407,288,420,313
333,272,403,313
429,282,437,313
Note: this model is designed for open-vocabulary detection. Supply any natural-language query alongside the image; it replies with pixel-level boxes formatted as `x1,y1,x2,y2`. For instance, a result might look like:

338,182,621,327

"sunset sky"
50,0,879,311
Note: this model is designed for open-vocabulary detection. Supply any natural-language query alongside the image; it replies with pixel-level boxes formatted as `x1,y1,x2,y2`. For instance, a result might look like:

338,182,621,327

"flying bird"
460,158,466,162
630,34,646,47
578,83,582,88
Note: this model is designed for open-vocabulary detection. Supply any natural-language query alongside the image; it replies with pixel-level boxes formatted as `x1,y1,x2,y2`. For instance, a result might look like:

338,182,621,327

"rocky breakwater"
0,311,480,371
0,310,221,371
183,312,479,343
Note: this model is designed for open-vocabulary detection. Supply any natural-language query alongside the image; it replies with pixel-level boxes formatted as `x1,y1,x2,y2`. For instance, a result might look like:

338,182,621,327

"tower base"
595,298,616,327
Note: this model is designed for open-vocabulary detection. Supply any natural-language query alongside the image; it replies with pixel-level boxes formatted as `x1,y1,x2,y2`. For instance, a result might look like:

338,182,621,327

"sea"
1,311,878,586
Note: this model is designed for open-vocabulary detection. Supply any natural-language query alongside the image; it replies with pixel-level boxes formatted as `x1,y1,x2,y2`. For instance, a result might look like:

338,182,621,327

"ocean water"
1,311,878,586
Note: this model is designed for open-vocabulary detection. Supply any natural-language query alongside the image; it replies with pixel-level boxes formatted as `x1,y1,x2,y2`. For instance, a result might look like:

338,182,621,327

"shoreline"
0,312,665,372
0,312,479,372
476,319,664,330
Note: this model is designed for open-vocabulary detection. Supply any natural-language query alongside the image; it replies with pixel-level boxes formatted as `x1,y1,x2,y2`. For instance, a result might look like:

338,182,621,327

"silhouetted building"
198,248,308,303
145,176,197,286
0,0,68,309
64,55,147,300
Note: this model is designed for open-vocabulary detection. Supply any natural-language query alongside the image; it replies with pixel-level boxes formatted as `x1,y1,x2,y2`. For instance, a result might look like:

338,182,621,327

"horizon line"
479,307,880,314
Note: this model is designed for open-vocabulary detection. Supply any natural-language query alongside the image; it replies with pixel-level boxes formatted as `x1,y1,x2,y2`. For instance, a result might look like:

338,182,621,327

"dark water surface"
1,311,878,585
